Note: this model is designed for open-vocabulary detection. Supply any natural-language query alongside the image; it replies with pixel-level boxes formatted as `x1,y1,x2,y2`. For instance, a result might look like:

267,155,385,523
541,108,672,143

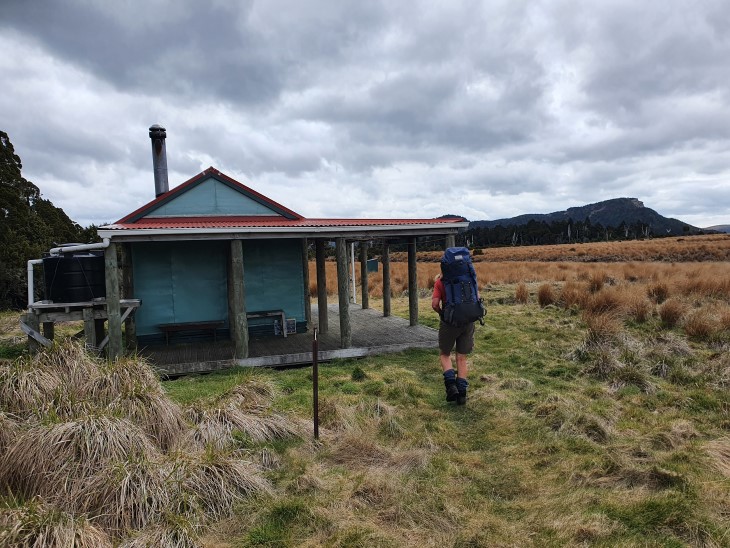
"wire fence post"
312,327,319,440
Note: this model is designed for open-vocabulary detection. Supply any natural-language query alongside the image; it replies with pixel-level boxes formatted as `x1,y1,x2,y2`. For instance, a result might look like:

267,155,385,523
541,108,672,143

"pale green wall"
132,241,228,336
132,238,306,338
242,239,306,333
148,177,280,217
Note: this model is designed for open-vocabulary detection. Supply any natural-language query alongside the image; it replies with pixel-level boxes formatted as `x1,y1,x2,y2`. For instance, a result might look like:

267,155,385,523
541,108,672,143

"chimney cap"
149,124,166,139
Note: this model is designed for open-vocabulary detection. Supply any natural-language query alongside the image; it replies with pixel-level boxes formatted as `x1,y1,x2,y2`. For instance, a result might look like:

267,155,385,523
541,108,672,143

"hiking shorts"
438,321,475,355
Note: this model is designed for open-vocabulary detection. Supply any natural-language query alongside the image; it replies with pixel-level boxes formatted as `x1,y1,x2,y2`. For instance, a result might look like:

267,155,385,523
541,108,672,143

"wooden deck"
143,304,438,375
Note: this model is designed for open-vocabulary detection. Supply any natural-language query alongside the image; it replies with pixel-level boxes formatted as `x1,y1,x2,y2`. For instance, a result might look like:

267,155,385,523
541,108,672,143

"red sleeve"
433,278,444,301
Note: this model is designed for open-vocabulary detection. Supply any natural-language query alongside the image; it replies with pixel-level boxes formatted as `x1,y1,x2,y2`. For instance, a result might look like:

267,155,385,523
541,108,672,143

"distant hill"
469,198,698,235
705,225,730,233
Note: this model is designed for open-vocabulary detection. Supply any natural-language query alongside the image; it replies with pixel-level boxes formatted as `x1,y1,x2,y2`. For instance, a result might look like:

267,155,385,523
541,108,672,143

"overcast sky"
2,0,729,228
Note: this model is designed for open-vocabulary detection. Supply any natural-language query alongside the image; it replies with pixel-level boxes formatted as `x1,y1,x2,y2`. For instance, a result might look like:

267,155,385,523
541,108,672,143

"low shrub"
515,282,528,304
659,300,686,328
584,313,623,345
627,295,652,323
647,282,670,304
537,284,555,307
560,281,583,309
588,271,606,293
683,310,716,340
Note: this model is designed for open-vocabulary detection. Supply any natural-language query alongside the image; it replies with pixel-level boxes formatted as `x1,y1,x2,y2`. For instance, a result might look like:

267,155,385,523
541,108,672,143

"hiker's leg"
455,352,468,378
440,353,453,371
454,324,474,405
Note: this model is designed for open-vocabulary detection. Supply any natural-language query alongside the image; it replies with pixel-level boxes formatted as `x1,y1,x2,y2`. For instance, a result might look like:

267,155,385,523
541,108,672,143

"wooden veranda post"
382,241,391,317
301,238,312,329
446,234,456,249
359,242,369,310
229,240,249,358
315,239,328,333
104,242,123,360
335,237,352,348
407,237,418,326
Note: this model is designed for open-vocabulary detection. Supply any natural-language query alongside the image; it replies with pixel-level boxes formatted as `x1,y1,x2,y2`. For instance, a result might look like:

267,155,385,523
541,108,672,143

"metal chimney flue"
149,124,169,197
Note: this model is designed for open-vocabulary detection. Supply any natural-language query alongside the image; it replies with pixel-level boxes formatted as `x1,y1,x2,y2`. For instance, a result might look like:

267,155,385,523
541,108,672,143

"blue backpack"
440,247,486,327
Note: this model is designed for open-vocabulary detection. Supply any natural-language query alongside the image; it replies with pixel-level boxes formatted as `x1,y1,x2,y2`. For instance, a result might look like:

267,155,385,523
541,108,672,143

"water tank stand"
22,298,141,354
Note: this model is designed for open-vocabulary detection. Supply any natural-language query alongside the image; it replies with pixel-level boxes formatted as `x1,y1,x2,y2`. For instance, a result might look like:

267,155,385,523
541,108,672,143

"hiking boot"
445,380,459,402
456,377,468,406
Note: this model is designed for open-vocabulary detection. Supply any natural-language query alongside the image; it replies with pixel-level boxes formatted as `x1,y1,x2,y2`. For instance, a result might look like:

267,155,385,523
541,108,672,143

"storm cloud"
1,0,729,227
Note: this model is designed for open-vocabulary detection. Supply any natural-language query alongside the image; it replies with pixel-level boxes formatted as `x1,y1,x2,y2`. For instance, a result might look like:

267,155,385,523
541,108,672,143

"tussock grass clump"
0,497,112,548
651,420,699,450
582,288,625,316
221,379,278,411
705,438,730,478
515,282,528,304
87,356,161,403
559,281,583,309
185,403,300,447
659,299,686,328
626,294,652,323
588,271,606,293
33,340,101,393
0,412,19,455
583,313,623,345
682,309,716,340
0,359,61,417
108,387,187,451
537,283,555,307
0,415,157,499
330,433,391,467
118,517,200,548
702,354,730,390
73,456,173,535
609,365,655,394
647,281,670,304
175,449,273,520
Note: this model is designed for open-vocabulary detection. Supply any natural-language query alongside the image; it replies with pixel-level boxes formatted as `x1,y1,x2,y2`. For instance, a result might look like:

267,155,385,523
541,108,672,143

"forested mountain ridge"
0,131,97,309
464,197,700,247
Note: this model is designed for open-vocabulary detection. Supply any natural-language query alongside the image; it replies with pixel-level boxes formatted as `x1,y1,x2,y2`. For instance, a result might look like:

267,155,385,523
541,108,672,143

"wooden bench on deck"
246,309,288,338
158,321,224,345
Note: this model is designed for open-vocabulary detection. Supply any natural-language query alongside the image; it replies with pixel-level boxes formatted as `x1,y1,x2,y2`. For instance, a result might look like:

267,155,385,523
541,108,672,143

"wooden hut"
97,166,466,370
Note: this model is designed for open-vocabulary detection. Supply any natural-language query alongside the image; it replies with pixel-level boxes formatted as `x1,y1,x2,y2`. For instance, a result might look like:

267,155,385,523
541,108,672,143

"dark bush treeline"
1,131,98,309
462,218,686,248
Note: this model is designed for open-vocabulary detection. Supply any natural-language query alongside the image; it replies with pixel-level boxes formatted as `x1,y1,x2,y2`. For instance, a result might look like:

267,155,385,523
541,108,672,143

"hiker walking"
432,247,485,405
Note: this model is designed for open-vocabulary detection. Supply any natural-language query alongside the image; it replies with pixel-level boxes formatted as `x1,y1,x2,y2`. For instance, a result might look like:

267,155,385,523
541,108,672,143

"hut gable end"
117,167,302,224
146,177,279,218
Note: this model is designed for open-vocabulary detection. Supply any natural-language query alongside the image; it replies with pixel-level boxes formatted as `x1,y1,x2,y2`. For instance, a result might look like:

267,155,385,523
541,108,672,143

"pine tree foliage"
0,131,97,309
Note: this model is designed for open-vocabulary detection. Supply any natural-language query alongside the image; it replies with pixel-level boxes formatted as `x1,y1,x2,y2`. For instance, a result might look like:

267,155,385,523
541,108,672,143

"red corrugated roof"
105,167,466,233
108,216,463,230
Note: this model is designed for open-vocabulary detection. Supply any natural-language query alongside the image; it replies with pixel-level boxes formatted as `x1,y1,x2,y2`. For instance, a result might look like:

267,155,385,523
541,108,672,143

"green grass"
2,290,727,546
166,295,730,547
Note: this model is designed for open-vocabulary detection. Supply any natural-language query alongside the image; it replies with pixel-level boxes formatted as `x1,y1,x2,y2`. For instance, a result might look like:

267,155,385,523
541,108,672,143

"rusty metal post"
312,328,319,440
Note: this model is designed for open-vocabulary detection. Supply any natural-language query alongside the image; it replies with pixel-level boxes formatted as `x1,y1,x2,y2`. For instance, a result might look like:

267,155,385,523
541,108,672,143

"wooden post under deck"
315,239,328,333
83,308,96,349
229,240,249,358
104,242,123,360
408,236,418,327
120,243,137,351
42,322,54,342
25,313,40,353
446,234,456,249
335,237,351,348
301,238,312,330
382,241,391,317
359,241,369,310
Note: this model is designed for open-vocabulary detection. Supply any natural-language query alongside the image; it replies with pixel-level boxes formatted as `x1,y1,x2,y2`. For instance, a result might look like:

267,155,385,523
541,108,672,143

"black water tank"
43,251,106,303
